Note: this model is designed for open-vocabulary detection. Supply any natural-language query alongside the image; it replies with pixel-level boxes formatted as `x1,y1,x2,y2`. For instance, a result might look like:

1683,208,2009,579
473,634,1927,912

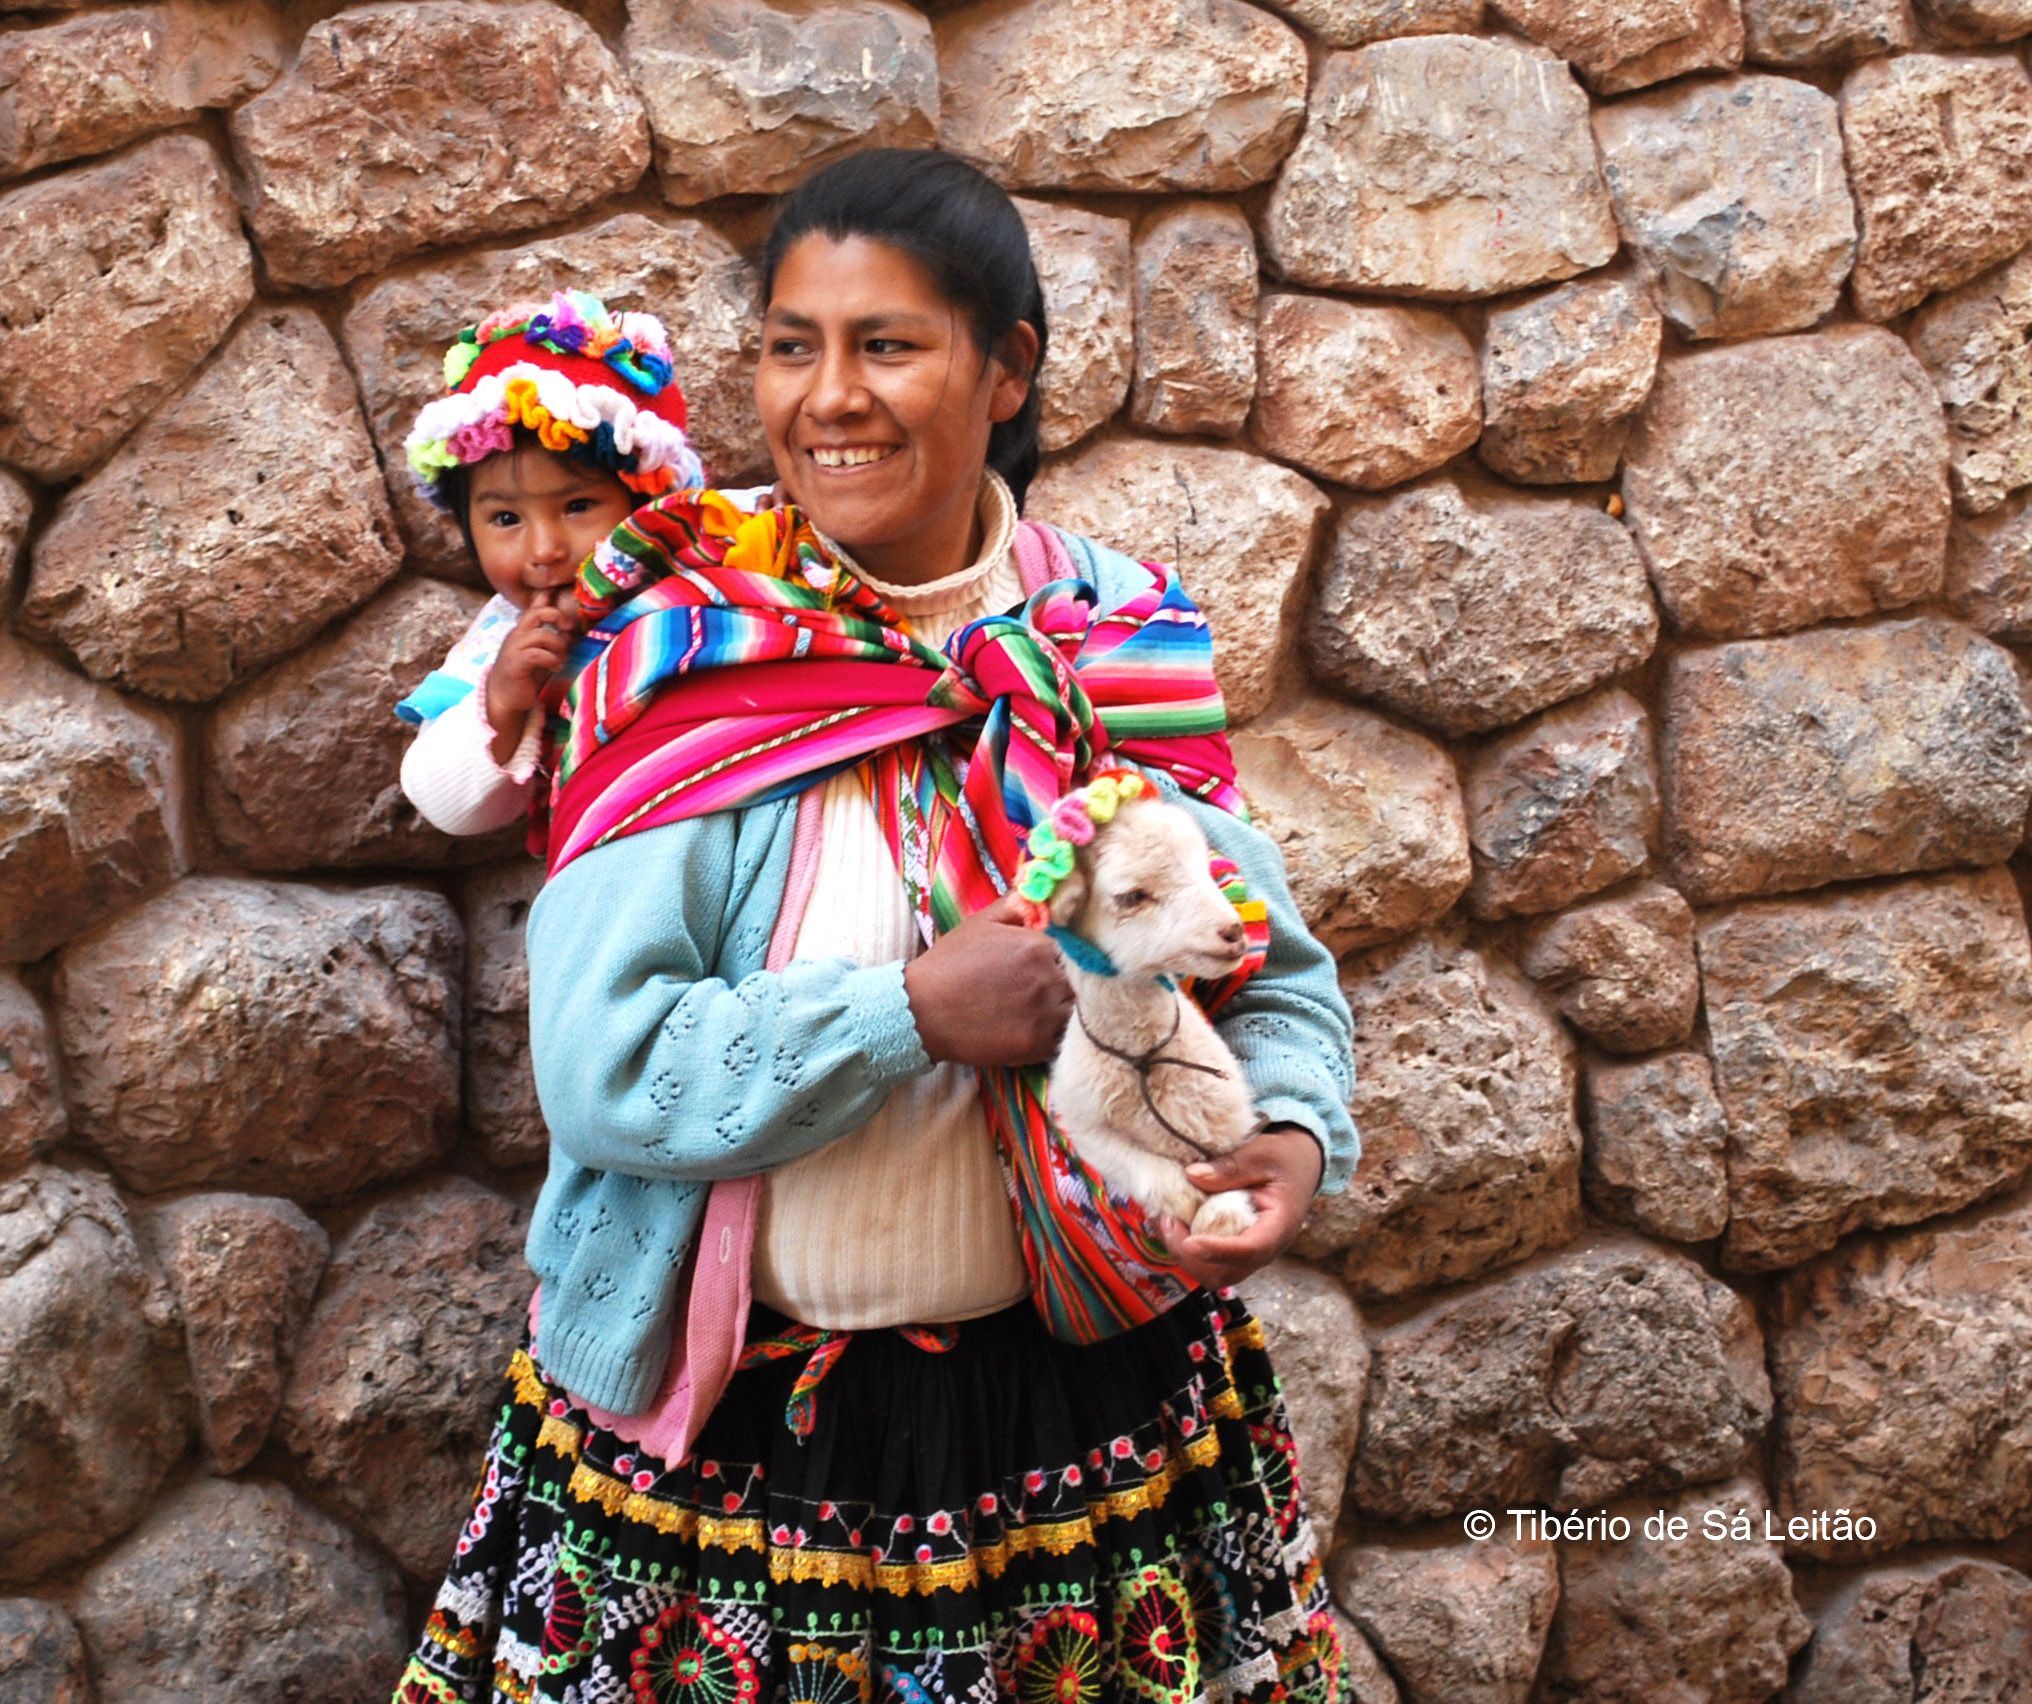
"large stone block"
1699,868,2032,1270
1235,1261,1366,1545
1662,620,2032,905
1308,474,1658,739
1770,1190,2032,1556
1522,881,1701,1057
229,2,649,291
1329,1538,1558,1704
1476,272,1661,486
1250,293,1480,491
1742,0,1915,65
1488,0,1744,93
1790,1557,2032,1704
1946,488,2032,637
1030,436,1329,724
0,1599,89,1704
142,1192,329,1474
463,859,546,1169
0,973,64,1174
1129,201,1258,438
1295,928,1583,1300
0,636,186,965
0,134,250,481
0,2,287,180
1621,329,1950,639
624,0,935,206
70,1476,408,1703
55,877,462,1203
20,307,401,704
1918,0,2032,38
342,214,765,583
1534,1477,1811,1704
1909,247,2032,517
0,470,28,614
1256,0,1482,45
1352,1238,1770,1519
1840,52,2032,321
1593,74,1856,341
1462,689,1659,922
0,1165,186,1585
204,580,523,870
1231,698,1471,954
277,1175,531,1579
1578,1047,1729,1242
935,0,1307,193
1017,200,1134,455
1263,37,1617,300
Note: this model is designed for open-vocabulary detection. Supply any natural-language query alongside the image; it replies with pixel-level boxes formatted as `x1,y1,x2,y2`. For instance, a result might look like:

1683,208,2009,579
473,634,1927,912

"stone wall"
3,0,2032,1698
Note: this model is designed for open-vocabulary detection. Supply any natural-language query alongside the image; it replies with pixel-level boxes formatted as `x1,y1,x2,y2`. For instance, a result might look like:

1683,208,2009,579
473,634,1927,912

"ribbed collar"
825,472,1019,618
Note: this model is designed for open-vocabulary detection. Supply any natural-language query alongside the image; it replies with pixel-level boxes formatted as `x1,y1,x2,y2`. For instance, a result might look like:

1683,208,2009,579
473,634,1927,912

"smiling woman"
394,149,1358,1704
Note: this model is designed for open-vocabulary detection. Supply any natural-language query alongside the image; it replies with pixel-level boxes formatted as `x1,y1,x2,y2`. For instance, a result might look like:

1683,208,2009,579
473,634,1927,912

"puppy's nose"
1218,920,1245,952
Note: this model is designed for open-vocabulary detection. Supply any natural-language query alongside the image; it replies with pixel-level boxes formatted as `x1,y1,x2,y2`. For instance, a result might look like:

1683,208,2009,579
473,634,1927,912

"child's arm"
400,686,538,836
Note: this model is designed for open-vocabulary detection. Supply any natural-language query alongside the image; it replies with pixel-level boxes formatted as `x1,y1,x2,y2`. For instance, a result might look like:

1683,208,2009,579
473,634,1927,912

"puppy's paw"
1190,1188,1258,1239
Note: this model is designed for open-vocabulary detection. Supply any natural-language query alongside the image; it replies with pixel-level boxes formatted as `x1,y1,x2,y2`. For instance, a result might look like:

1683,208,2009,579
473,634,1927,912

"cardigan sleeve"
526,809,934,1183
399,679,540,836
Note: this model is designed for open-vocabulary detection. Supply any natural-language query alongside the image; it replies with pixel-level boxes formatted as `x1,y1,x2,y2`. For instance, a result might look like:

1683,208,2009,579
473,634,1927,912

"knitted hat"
404,289,704,511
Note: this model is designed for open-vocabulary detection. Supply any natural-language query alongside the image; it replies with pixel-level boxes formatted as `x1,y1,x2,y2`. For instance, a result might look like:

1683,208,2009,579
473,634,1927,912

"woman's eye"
866,338,911,355
767,336,811,358
1112,888,1152,910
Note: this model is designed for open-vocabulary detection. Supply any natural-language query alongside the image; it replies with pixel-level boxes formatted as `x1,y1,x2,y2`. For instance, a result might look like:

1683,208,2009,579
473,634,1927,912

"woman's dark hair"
762,149,1049,509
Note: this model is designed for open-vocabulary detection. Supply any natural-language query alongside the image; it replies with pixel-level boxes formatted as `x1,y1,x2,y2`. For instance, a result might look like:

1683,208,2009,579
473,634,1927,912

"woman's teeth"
811,446,895,468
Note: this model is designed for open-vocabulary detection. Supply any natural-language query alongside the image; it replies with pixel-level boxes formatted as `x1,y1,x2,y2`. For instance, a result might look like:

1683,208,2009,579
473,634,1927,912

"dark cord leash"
1073,994,1237,1161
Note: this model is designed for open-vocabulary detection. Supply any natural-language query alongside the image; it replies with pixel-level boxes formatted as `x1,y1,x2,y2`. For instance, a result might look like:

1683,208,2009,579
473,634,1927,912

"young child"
397,290,705,836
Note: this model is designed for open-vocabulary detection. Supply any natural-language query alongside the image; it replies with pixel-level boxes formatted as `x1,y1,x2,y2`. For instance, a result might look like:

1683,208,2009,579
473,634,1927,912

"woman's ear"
1047,864,1088,927
989,321,1041,425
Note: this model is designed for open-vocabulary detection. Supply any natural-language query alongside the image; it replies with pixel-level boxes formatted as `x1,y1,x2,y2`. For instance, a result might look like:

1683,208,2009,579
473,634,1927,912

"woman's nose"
807,349,868,419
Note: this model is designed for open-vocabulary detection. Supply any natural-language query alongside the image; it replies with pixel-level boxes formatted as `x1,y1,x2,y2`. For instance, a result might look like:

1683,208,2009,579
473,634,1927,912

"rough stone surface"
343,214,765,582
1352,1238,1770,1519
277,1176,531,1579
1699,867,2032,1271
1909,246,2032,516
1621,329,1951,639
1030,436,1329,723
19,307,401,703
1919,0,2032,39
1790,1558,2032,1704
1593,75,1856,340
143,1193,329,1475
1579,1046,1729,1241
1489,0,1745,93
1308,473,1659,739
1236,1260,1366,1543
1256,0,1482,46
204,579,524,870
1946,487,2032,637
1770,1189,2032,1556
0,1598,90,1704
1476,271,1661,485
1130,201,1258,438
1462,689,1659,922
935,0,1308,193
1294,928,1583,1299
0,973,64,1174
1231,698,1471,954
1018,200,1134,455
624,0,936,205
1840,52,2032,321
1264,36,1618,299
70,1475,408,1703
0,635,185,965
1250,292,1480,490
0,2,287,180
1332,1616,1405,1704
1743,0,1917,64
1661,620,2032,905
1522,881,1700,1055
0,1165,186,1585
1535,1477,1811,1704
0,471,28,615
229,2,650,291
1329,1539,1559,1704
0,133,251,481
463,859,546,1170
54,877,462,1203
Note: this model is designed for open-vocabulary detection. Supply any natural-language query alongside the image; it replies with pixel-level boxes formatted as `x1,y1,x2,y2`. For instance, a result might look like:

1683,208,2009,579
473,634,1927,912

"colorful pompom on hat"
404,289,705,511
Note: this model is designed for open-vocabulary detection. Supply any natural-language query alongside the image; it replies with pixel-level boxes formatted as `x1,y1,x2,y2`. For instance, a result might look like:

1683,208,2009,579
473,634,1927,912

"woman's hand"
485,592,579,765
904,892,1073,1067
1156,1123,1324,1289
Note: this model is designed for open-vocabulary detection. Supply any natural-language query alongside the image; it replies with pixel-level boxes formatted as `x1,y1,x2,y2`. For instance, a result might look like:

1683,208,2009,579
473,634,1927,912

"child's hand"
484,593,579,762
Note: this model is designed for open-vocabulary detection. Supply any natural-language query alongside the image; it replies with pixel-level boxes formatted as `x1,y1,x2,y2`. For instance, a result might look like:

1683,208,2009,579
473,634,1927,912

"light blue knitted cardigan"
524,538,1359,1415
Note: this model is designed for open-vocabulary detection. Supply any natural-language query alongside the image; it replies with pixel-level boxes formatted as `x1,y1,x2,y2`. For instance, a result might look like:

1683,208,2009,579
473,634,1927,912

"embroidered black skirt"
394,1287,1341,1704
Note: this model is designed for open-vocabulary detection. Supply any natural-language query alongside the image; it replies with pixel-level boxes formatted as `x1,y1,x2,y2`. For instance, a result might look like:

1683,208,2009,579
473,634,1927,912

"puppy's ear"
1047,864,1089,926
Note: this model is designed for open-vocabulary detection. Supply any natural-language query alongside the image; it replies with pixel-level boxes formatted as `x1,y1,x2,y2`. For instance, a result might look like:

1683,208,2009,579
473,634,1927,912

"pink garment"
530,520,1071,1464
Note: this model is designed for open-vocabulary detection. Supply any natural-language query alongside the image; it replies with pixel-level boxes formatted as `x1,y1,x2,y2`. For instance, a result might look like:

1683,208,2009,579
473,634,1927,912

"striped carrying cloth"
546,490,1255,1343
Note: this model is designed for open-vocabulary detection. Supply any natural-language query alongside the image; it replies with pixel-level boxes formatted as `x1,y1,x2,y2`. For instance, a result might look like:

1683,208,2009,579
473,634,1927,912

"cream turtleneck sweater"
751,475,1032,1330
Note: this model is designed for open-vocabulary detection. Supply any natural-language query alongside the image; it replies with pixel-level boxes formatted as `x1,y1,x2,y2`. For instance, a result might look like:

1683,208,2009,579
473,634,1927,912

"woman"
396,149,1356,1704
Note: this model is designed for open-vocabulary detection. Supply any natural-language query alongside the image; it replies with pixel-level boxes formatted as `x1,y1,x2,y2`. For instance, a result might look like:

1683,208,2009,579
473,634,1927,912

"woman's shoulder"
1019,519,1169,615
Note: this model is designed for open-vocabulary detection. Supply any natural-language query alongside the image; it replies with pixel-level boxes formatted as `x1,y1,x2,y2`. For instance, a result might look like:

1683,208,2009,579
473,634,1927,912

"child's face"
466,444,635,608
